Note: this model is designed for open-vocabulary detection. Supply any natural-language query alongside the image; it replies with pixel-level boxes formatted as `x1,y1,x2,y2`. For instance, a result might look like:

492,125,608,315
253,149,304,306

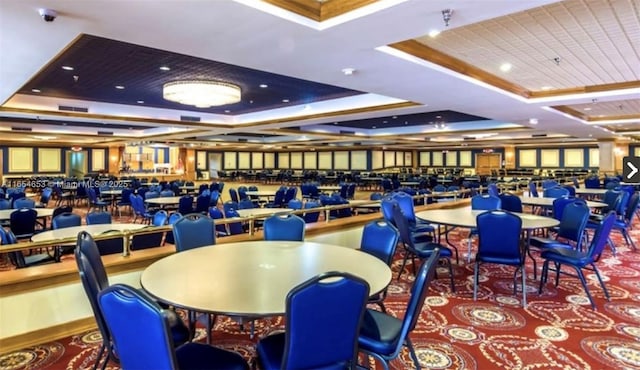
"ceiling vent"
58,105,88,113
97,131,113,136
180,115,201,122
532,133,547,138
238,138,247,142
339,130,355,135
11,126,32,131
463,137,476,141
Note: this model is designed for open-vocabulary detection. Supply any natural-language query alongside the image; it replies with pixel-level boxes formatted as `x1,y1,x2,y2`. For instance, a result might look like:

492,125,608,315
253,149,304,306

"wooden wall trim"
0,317,96,354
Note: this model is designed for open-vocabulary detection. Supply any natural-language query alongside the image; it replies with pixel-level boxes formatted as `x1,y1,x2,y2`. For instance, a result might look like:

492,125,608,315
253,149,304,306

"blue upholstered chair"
467,194,502,262
360,220,399,312
194,194,211,214
99,284,248,370
474,210,526,306
257,272,369,370
543,186,570,199
538,212,617,309
86,211,112,225
529,199,590,252
0,227,53,268
10,208,38,240
178,195,194,215
487,183,499,197
263,214,305,241
302,201,321,223
528,181,539,197
610,192,639,251
52,212,82,229
392,203,454,291
357,250,440,370
584,176,601,189
87,187,109,212
172,214,215,252
75,231,190,370
13,197,35,209
499,193,523,213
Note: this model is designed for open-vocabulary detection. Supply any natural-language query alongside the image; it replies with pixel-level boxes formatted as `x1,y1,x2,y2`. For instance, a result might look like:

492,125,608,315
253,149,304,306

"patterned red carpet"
2,217,640,369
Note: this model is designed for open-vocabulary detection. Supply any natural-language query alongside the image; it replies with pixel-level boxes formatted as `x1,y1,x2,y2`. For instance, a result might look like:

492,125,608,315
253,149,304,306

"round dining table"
0,208,54,221
235,208,294,218
519,196,607,209
140,241,391,317
30,223,146,242
575,188,609,196
416,207,559,230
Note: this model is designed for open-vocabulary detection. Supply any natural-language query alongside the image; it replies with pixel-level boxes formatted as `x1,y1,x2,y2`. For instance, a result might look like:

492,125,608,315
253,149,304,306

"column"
598,140,617,175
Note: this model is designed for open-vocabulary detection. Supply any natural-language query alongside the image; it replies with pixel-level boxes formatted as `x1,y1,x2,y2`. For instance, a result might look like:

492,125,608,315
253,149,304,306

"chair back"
391,192,418,223
601,190,621,213
624,192,640,224
160,190,174,197
9,208,37,239
52,212,82,229
283,272,369,370
223,201,239,214
287,199,302,210
556,200,590,249
238,199,255,209
86,211,112,225
263,214,305,241
195,194,211,213
551,197,574,221
543,186,570,199
476,210,522,262
178,195,194,215
528,182,539,197
360,220,399,265
13,197,35,209
302,201,321,223
209,208,229,236
499,193,523,213
562,185,576,197
229,188,239,203
271,189,286,207
283,187,297,204
172,214,215,252
471,194,501,211
391,202,418,253
487,183,499,197
164,212,182,245
98,284,179,370
224,209,244,235
584,176,601,189
588,212,617,259
0,199,10,210
153,210,169,226
75,231,111,355
130,226,165,250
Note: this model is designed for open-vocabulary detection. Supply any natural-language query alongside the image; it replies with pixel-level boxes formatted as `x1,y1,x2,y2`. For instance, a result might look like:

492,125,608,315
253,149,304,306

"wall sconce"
110,155,118,162
188,156,195,162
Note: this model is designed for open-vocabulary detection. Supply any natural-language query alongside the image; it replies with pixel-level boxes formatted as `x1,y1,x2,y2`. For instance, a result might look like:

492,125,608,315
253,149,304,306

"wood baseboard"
0,317,96,354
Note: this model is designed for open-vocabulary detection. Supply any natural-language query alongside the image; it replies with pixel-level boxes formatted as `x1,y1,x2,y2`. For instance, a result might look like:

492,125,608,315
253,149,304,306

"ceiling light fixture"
163,80,241,108
441,9,453,27
500,63,512,72
159,66,171,71
428,29,441,38
61,66,74,71
341,68,355,75
529,118,538,125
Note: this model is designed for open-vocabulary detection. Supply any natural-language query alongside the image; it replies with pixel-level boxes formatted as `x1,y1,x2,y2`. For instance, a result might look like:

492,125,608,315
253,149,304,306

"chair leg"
591,264,611,302
397,251,410,281
521,265,527,307
92,344,106,370
538,260,550,294
574,266,596,309
473,262,480,300
446,258,455,292
405,337,421,370
467,235,473,263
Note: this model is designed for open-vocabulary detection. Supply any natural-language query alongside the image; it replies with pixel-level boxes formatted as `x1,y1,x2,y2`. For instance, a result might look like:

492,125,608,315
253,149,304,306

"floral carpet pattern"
2,214,640,369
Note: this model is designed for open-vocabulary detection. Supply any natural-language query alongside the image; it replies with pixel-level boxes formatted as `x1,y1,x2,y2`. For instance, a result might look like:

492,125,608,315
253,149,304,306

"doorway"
475,153,501,176
208,153,222,179
66,150,88,178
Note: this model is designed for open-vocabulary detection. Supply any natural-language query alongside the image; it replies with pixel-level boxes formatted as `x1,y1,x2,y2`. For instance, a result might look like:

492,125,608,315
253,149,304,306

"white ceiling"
0,0,639,149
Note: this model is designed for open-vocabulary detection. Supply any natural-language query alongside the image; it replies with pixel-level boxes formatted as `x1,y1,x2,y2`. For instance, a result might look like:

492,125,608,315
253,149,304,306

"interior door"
475,153,501,176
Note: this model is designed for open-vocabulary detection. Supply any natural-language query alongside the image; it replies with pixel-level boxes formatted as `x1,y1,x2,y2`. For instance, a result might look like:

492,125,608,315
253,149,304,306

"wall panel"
459,151,472,167
445,151,457,166
419,152,430,166
564,148,583,167
224,152,237,169
383,151,395,168
304,152,317,169
251,152,263,169
8,147,33,172
589,148,599,167
351,150,367,170
238,152,250,169
518,149,537,167
91,149,106,171
290,152,303,169
541,149,559,167
395,151,404,166
372,151,383,169
318,152,332,169
196,151,207,169
38,148,61,172
264,153,275,168
404,152,412,167
432,151,443,166
334,152,349,170
278,153,290,169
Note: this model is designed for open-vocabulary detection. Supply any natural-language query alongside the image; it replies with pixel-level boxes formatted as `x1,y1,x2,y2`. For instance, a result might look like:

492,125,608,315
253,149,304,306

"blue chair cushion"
413,242,452,259
540,247,591,267
529,236,575,249
358,309,403,356
176,342,248,370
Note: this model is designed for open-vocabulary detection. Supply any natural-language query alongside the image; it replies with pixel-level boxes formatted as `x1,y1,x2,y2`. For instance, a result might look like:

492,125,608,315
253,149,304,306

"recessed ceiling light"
282,99,289,103
341,68,355,76
31,88,41,93
372,126,377,129
584,107,592,111
224,110,231,113
529,118,539,124
115,85,125,89
589,134,593,137
137,100,144,104
159,66,171,71
259,84,268,88
62,66,74,71
499,63,512,72
435,115,442,119
541,86,553,90
428,29,441,38
383,121,388,124
333,122,338,125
